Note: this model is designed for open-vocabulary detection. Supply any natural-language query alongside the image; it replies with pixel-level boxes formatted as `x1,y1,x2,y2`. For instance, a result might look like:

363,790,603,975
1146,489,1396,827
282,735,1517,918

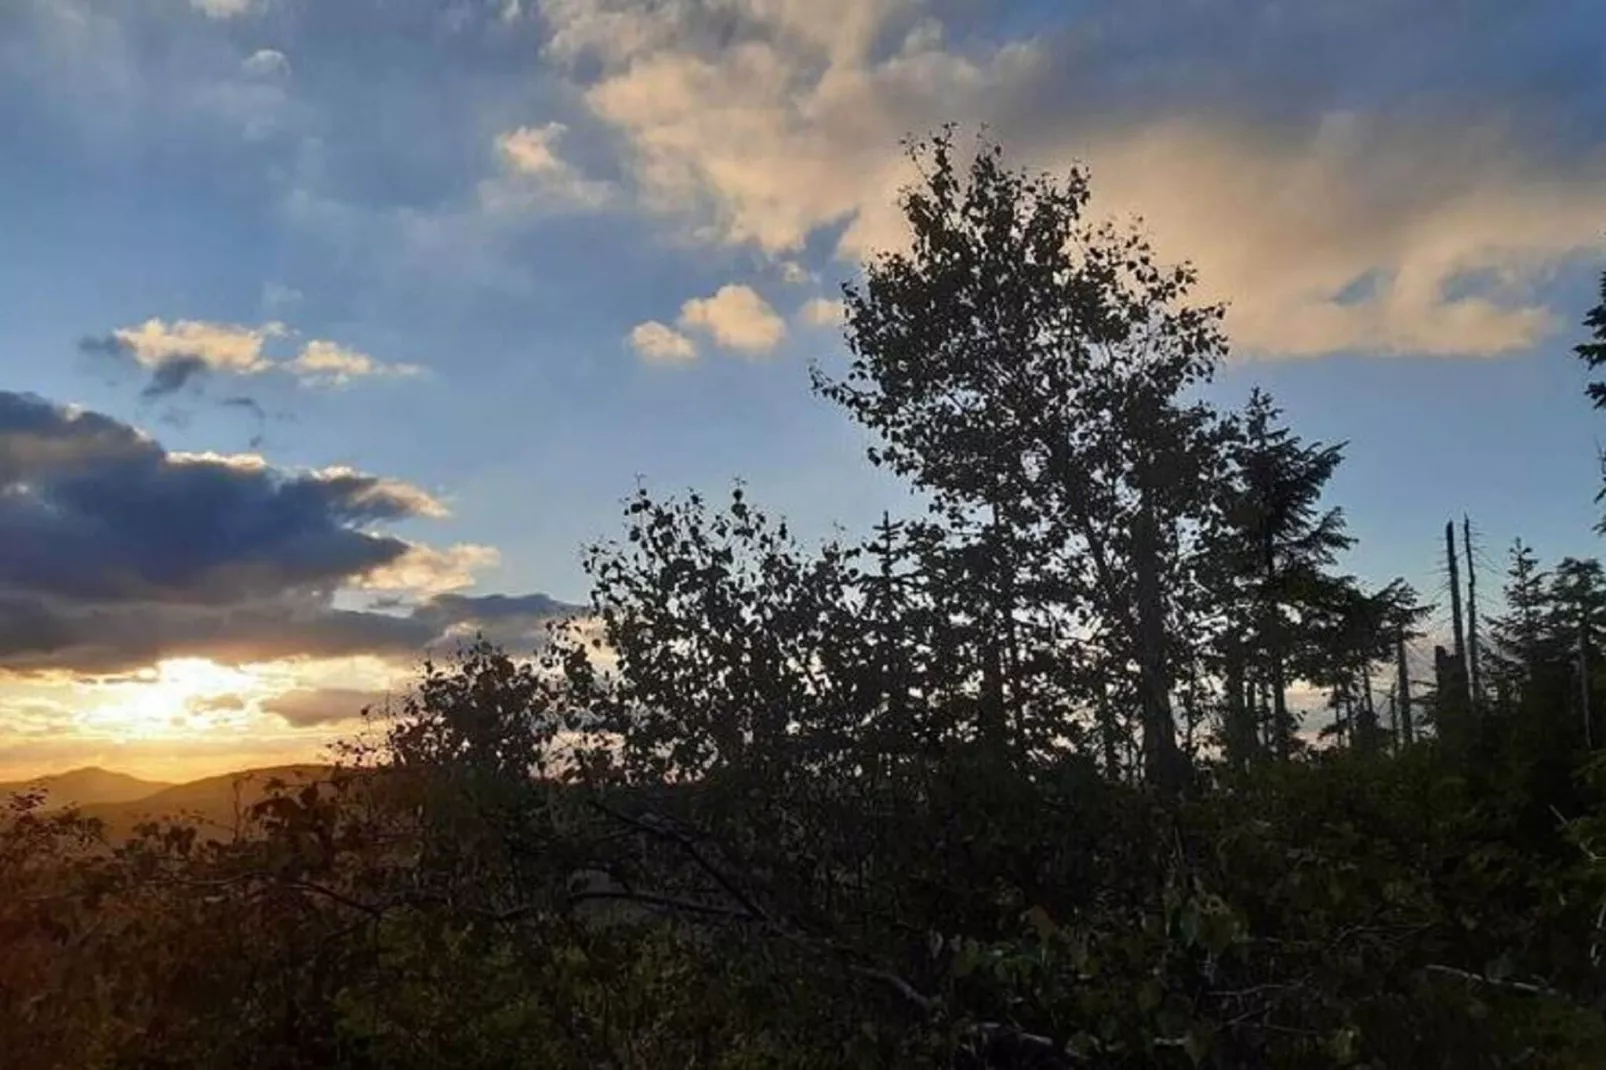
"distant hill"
70,765,337,842
0,767,173,810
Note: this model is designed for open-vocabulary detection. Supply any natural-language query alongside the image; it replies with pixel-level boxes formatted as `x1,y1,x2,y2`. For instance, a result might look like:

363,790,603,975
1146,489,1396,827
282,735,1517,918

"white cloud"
112,318,282,375
678,284,786,354
286,340,424,387
190,0,257,18
241,48,289,79
798,296,845,328
779,260,814,285
537,0,1606,359
629,320,697,363
538,0,1033,257
103,318,423,390
261,282,303,315
168,450,270,471
485,122,615,211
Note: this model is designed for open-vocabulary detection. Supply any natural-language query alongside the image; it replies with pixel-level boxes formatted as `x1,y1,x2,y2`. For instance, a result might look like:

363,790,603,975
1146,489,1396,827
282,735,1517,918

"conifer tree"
1208,389,1353,760
1572,267,1606,530
1485,540,1548,714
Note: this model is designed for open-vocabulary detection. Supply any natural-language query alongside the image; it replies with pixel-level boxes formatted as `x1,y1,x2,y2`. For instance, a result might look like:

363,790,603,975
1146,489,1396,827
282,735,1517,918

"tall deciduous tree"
814,130,1227,793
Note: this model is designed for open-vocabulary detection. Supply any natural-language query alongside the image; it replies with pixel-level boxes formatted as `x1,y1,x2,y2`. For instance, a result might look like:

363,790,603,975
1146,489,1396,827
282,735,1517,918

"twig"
849,964,938,1014
588,799,773,924
567,888,759,921
1424,964,1562,998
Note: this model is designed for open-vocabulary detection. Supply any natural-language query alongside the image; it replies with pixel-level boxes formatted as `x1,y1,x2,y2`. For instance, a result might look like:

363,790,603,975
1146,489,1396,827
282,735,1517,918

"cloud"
85,318,426,395
0,392,456,606
678,284,786,354
140,355,211,399
628,320,697,363
300,464,451,521
0,388,580,678
537,0,1031,257
262,687,390,728
241,48,289,79
219,395,268,446
357,542,501,596
779,260,815,285
412,592,587,653
188,693,247,714
1067,116,1606,358
190,0,258,18
285,340,424,387
798,297,845,329
261,282,303,315
0,592,434,676
535,0,1606,359
92,318,280,379
483,122,616,211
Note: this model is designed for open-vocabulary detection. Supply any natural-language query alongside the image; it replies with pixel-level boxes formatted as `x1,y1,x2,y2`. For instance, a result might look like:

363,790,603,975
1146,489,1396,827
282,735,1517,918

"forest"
5,132,1606,1068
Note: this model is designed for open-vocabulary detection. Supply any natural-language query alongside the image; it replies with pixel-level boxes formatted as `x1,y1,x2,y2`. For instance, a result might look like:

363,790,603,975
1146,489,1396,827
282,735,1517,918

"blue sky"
3,0,1605,779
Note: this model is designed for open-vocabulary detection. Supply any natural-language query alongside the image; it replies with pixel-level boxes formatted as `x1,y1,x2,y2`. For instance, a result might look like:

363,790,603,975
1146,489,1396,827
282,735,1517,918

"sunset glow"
77,659,266,741
2,0,1605,782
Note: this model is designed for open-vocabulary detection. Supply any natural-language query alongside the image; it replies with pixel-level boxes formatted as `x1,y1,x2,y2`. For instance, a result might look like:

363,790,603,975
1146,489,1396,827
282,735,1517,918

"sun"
80,658,267,740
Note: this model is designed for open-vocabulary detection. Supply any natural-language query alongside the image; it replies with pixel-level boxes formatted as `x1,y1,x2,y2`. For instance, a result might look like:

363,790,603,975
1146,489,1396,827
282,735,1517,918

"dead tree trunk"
1396,627,1414,745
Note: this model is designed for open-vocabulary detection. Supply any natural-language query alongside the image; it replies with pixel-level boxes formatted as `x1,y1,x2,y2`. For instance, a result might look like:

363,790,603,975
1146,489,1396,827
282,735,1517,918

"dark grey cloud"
79,333,215,401
220,395,268,447
77,334,125,359
0,590,580,676
414,592,581,627
989,0,1606,141
413,591,587,653
0,390,432,605
0,391,576,676
140,354,210,399
0,591,434,675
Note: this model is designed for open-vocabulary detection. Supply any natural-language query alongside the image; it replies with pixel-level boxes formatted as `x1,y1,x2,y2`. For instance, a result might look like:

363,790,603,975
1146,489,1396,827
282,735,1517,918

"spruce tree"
1209,388,1353,760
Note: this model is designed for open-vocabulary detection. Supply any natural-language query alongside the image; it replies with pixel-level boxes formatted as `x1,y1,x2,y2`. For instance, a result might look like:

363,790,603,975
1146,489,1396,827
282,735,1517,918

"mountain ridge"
4,764,339,841
0,766,175,810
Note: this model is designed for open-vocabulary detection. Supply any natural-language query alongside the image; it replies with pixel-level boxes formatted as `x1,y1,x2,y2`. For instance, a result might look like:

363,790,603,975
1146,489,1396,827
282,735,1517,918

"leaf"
1177,903,1201,948
1065,1032,1100,1059
1022,904,1057,939
1325,1026,1359,1065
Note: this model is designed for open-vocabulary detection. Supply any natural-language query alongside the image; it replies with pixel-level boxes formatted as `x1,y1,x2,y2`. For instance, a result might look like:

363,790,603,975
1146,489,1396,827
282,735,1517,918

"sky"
2,0,1605,782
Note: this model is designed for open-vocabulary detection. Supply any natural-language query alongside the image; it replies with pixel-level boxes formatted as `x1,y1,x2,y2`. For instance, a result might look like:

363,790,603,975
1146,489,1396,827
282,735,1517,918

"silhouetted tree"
1206,389,1354,761
815,130,1228,793
1486,540,1548,715
1573,266,1606,530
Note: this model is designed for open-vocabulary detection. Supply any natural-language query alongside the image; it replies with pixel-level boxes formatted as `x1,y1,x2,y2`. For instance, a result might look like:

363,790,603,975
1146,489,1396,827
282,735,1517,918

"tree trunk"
1358,659,1377,752
1396,627,1414,745
1098,679,1121,781
1223,634,1253,770
1271,650,1291,760
1133,503,1182,793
